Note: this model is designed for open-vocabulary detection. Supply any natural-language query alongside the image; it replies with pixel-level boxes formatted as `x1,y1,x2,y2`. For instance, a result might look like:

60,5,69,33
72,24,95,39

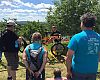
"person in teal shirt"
66,12,100,80
23,32,48,80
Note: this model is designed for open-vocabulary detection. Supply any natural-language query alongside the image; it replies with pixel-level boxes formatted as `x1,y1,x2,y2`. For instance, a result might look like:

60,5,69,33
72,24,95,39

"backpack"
26,45,46,80
0,30,7,51
27,45,43,72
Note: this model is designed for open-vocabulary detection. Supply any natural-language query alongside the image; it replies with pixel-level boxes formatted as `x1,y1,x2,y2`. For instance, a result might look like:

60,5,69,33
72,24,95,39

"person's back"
66,12,100,80
25,42,45,68
71,30,100,73
2,29,19,52
23,32,48,80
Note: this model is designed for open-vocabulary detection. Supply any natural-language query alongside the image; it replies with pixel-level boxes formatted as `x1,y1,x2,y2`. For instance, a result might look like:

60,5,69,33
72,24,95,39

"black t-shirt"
1,29,19,52
0,30,7,51
50,31,61,42
50,31,61,36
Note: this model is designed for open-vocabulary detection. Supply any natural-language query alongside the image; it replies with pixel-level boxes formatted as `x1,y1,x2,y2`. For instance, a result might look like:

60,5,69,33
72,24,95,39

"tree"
46,0,100,35
18,21,48,41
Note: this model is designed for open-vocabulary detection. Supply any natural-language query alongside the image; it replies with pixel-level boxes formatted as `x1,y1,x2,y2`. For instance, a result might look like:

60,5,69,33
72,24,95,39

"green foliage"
0,21,6,31
18,21,48,40
46,0,100,35
0,20,50,41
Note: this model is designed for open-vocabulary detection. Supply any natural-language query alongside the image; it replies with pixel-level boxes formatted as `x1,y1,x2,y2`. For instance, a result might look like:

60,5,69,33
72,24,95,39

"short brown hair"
80,12,96,27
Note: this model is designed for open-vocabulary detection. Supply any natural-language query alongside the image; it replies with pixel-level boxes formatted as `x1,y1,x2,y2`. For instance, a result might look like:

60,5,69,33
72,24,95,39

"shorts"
26,69,45,80
71,71,96,80
4,52,19,70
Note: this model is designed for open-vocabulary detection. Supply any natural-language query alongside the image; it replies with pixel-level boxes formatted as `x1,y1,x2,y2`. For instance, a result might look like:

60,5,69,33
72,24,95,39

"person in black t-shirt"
1,20,20,80
47,26,61,44
50,26,61,36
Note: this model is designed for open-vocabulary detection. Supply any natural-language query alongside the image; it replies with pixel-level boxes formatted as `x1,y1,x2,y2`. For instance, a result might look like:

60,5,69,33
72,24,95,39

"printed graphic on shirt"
88,38,99,54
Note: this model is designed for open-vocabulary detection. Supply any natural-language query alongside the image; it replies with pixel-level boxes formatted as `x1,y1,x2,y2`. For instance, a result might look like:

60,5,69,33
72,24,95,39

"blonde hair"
32,32,42,42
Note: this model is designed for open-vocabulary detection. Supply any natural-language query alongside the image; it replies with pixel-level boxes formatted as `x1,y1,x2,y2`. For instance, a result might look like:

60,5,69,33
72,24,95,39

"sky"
0,0,55,22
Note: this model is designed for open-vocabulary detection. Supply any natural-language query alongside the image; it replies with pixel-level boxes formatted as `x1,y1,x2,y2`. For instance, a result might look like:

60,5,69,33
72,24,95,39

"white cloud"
0,0,54,9
13,0,22,3
0,8,12,12
38,9,49,13
0,1,19,8
22,15,46,22
13,9,37,13
0,0,54,22
34,3,54,9
12,0,34,8
23,2,34,8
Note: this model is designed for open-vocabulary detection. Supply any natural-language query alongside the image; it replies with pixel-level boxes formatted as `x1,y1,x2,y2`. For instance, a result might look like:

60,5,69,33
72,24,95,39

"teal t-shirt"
68,30,100,74
25,43,45,62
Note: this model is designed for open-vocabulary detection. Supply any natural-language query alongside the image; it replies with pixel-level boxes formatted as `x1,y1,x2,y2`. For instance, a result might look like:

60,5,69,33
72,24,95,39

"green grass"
0,53,67,80
0,43,100,80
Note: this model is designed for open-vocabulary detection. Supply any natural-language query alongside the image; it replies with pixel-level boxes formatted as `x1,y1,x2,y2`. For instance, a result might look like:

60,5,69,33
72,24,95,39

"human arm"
65,49,74,78
17,37,22,47
22,49,34,75
47,33,61,44
35,49,48,78
65,35,77,78
46,36,54,44
39,51,48,73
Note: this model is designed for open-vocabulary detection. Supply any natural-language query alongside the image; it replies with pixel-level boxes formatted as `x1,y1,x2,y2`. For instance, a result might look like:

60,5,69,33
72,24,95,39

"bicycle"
43,34,67,64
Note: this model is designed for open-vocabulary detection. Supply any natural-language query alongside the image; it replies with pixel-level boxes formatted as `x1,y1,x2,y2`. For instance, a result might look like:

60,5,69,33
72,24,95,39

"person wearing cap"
22,32,48,80
1,20,20,80
66,12,100,80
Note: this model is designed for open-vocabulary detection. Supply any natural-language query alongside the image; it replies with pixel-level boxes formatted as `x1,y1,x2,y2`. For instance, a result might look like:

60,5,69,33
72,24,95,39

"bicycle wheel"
51,43,65,58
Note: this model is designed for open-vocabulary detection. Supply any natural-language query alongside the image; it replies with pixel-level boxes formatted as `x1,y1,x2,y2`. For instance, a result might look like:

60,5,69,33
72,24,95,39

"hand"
34,71,41,78
66,71,72,79
29,69,34,76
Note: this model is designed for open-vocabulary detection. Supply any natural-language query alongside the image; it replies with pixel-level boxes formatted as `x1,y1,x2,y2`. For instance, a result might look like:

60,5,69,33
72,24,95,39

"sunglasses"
7,25,15,27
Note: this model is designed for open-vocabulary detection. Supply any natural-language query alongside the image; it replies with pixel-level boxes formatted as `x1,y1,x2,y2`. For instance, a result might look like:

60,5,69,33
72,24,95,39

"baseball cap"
7,20,16,26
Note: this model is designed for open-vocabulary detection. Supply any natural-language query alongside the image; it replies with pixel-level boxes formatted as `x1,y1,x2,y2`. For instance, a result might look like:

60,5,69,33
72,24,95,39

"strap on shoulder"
28,45,31,53
37,47,42,53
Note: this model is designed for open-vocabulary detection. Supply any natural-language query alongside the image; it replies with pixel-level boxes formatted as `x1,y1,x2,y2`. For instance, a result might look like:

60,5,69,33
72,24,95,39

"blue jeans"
71,72,96,80
0,51,2,59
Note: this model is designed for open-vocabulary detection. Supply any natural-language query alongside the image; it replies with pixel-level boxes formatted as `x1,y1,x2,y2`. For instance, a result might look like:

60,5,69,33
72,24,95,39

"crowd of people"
0,12,100,80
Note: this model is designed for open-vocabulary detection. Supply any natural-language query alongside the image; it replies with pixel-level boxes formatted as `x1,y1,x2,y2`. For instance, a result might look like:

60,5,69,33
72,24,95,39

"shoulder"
1,29,7,36
25,44,31,51
71,31,84,40
56,30,60,33
54,31,61,34
96,33,100,37
41,46,48,54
